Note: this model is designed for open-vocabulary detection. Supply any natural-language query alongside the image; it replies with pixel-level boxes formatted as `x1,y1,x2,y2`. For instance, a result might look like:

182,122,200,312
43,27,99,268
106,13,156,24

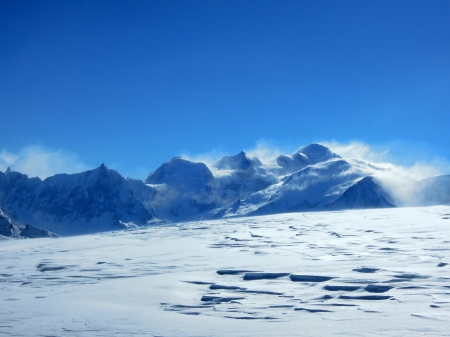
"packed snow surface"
1,206,450,336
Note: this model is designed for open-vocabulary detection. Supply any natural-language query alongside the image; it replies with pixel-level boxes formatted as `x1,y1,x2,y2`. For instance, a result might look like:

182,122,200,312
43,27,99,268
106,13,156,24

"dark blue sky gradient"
1,1,450,177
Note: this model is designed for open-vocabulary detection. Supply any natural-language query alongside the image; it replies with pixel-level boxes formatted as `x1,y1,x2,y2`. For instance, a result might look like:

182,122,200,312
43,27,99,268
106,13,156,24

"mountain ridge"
1,143,449,237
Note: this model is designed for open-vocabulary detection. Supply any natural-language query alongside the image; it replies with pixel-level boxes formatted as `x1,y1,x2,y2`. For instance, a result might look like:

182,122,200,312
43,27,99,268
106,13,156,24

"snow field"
1,206,450,336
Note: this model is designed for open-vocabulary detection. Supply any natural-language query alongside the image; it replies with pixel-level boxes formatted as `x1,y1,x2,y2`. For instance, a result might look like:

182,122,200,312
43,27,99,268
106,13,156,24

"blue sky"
1,0,450,179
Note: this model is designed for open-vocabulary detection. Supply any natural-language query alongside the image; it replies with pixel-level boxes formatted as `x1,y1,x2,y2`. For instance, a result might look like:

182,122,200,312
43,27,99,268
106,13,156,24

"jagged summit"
0,162,154,236
214,151,254,170
94,163,117,178
5,167,11,174
43,163,120,184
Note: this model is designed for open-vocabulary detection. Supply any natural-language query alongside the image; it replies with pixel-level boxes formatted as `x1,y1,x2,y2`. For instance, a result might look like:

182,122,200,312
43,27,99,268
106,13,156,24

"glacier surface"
1,206,450,336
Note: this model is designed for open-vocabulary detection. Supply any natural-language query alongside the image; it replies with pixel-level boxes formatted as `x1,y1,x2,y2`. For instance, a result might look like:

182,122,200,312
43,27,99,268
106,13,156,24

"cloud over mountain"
1,141,449,238
0,145,90,179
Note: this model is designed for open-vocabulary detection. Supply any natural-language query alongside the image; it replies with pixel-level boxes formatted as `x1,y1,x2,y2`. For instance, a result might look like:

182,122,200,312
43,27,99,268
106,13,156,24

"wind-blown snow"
1,206,450,336
1,143,449,237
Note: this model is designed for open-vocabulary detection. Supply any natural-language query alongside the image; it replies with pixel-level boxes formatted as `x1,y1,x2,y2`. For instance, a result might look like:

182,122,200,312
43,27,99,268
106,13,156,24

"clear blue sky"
1,0,450,178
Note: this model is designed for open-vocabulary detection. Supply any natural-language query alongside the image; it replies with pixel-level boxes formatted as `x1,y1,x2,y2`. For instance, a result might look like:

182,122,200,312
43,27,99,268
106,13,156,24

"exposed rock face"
0,209,15,237
0,165,154,236
0,208,59,238
0,169,42,220
325,176,396,210
214,151,255,171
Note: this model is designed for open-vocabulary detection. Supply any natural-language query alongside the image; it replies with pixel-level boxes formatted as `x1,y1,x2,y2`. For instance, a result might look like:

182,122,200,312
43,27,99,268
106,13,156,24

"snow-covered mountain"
144,157,216,219
249,158,363,216
0,164,155,236
0,207,59,239
1,143,449,236
411,175,450,206
276,143,340,174
212,151,277,207
325,176,396,210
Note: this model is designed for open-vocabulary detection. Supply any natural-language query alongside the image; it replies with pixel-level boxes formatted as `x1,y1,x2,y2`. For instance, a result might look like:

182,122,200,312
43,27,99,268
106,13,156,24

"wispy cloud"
319,140,450,206
180,149,229,168
0,145,90,179
244,139,286,165
181,139,291,169
322,140,449,180
183,139,450,181
321,141,390,163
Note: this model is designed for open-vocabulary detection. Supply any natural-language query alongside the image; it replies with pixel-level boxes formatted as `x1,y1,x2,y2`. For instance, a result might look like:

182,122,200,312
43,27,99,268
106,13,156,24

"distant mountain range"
1,144,449,237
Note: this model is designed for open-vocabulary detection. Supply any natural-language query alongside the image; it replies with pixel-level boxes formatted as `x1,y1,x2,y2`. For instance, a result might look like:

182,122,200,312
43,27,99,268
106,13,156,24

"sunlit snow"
2,206,450,336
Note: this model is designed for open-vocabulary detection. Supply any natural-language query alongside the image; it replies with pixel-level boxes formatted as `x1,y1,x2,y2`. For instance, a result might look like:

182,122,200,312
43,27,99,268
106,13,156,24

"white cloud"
181,140,292,171
181,149,229,168
321,141,390,163
318,140,450,206
0,145,90,179
244,139,285,165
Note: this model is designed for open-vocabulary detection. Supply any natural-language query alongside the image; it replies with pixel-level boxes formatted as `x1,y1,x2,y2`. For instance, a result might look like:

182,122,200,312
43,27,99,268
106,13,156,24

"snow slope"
1,206,450,336
250,159,364,215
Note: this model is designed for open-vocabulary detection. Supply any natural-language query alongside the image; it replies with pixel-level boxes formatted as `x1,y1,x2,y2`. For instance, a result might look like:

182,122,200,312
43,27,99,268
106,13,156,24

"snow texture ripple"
1,206,450,336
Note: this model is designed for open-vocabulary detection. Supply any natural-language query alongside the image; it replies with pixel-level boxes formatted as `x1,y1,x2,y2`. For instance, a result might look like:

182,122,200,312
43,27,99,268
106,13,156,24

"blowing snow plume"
1,141,449,237
172,141,449,219
182,140,450,212
322,141,450,207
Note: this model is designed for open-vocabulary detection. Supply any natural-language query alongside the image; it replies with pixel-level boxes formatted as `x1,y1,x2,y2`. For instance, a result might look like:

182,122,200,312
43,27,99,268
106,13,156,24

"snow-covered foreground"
2,206,450,336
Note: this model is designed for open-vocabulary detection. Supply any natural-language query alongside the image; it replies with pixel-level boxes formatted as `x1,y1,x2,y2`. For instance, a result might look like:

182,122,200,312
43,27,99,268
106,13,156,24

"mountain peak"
91,163,110,176
326,176,396,210
214,151,253,170
145,157,214,192
5,167,11,174
297,143,340,165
